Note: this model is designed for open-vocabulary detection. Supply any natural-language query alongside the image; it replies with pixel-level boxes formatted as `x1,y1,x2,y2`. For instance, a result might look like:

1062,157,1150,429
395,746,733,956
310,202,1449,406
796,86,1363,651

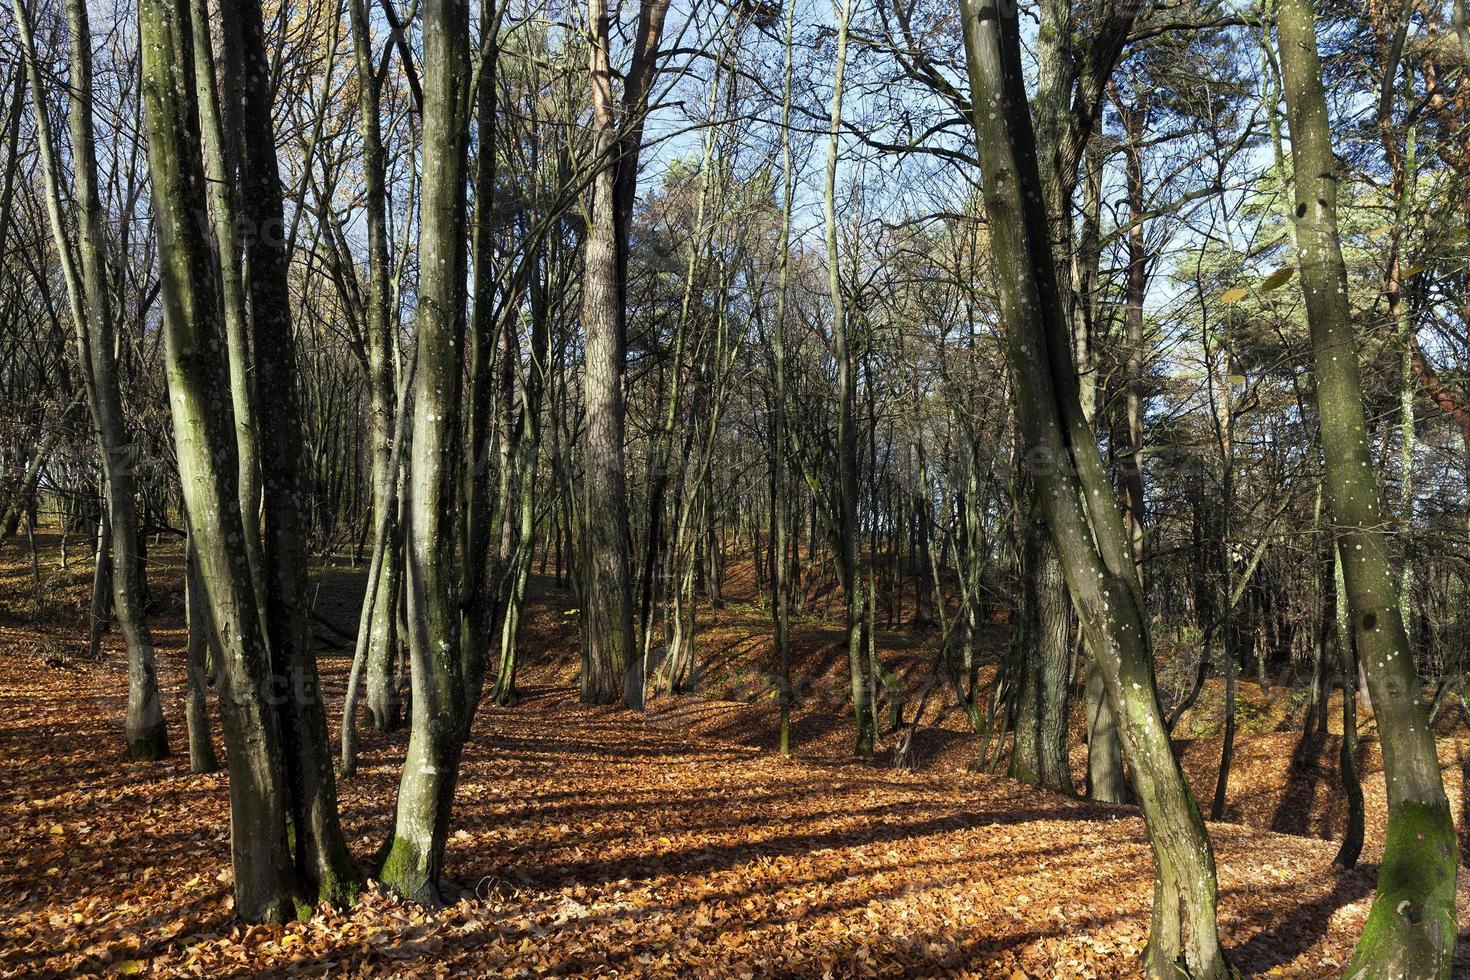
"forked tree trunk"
1276,1,1457,970
959,3,1232,975
136,0,298,921
232,0,356,904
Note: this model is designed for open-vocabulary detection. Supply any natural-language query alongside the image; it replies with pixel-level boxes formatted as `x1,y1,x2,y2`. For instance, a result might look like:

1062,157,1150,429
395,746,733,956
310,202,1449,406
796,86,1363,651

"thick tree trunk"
1084,656,1127,802
231,0,356,905
1276,0,1457,972
1009,514,1072,793
136,0,299,921
577,0,669,710
578,0,636,706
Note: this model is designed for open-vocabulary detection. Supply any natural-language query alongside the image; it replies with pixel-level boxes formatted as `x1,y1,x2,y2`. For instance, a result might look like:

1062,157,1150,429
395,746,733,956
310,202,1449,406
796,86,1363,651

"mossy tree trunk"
380,0,471,906
960,3,1233,975
1275,0,1457,972
136,0,300,921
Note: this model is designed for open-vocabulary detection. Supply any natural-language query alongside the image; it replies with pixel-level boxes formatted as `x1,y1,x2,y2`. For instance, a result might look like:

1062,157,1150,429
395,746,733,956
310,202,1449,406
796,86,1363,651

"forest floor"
3,535,1470,977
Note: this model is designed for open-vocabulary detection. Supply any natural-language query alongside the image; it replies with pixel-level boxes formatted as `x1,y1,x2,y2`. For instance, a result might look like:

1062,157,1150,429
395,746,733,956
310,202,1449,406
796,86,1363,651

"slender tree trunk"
348,0,402,732
1333,544,1365,868
380,0,471,906
492,256,550,707
825,0,871,760
189,0,265,615
1276,0,1457,971
185,543,219,773
16,0,170,760
1121,107,1147,576
960,5,1232,974
88,511,113,665
766,0,798,753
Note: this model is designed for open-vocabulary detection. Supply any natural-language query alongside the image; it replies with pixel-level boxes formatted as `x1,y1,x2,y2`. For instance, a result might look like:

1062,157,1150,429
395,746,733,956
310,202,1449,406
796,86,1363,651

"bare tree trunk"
380,0,471,906
577,0,669,710
136,0,299,921
825,0,872,759
231,0,356,904
1276,0,1456,970
578,0,637,706
185,543,219,773
960,4,1232,974
768,0,797,755
87,500,111,662
1009,512,1072,793
347,0,402,732
16,0,169,759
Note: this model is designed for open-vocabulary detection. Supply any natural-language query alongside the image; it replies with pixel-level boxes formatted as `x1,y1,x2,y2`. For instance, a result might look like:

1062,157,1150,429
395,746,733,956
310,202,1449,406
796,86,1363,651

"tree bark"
380,0,471,906
960,3,1232,974
1276,0,1457,971
136,0,299,921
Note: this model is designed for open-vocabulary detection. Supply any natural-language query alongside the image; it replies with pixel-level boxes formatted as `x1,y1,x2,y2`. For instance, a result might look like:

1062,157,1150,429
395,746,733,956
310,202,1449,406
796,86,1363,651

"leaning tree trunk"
1276,1,1457,970
380,0,471,906
960,3,1232,975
